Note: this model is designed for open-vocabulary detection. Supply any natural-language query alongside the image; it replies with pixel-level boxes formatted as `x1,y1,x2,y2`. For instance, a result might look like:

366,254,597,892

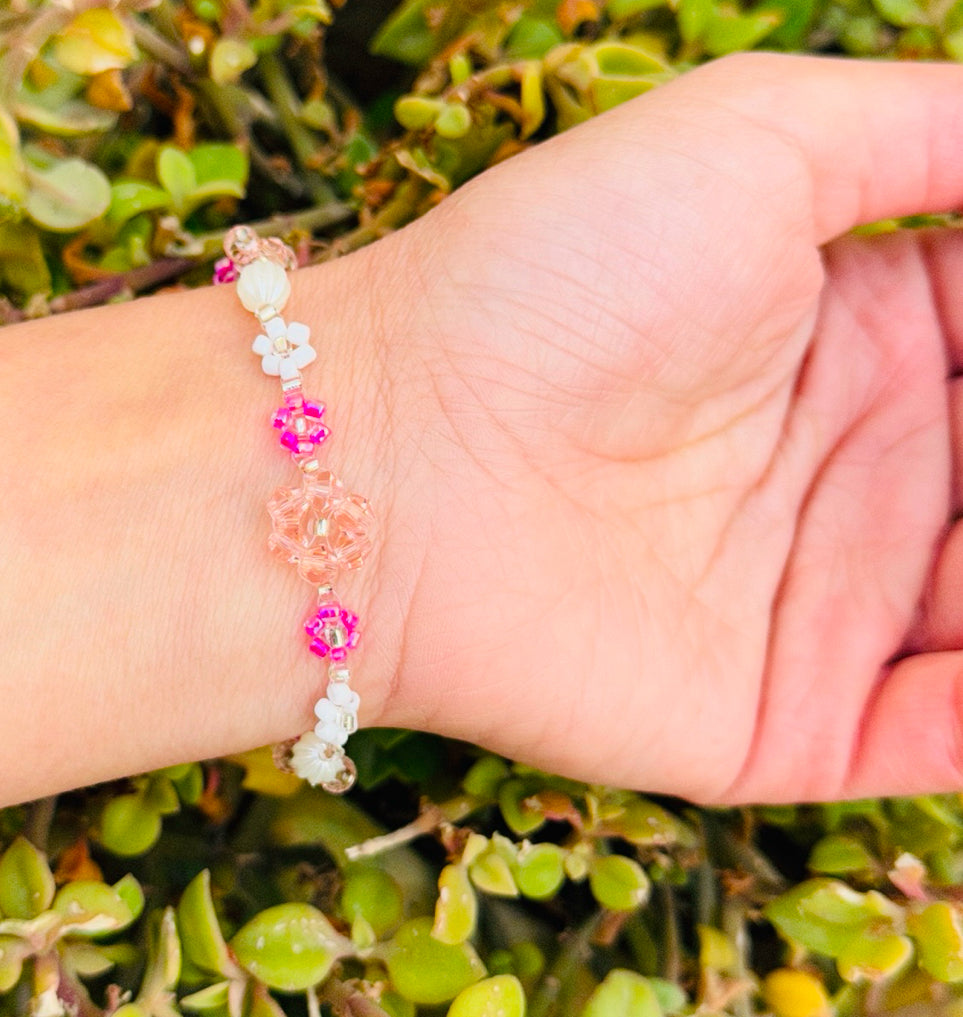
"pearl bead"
236,259,291,315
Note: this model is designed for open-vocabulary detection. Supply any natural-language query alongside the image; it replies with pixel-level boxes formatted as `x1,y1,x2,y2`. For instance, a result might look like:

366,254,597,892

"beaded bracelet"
217,226,372,794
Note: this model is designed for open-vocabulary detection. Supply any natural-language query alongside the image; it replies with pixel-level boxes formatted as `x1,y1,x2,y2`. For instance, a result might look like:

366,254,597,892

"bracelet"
217,226,372,794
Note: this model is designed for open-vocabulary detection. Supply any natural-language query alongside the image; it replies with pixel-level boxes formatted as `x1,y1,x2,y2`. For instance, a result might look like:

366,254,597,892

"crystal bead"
322,755,357,795
267,470,374,584
236,259,291,315
329,663,351,683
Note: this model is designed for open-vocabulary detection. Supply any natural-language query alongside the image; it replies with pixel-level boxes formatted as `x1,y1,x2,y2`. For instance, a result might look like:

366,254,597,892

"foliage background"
2,1,963,1015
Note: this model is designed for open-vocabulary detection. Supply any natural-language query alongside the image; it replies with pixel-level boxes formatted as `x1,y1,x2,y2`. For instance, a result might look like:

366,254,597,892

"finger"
921,231,963,374
908,519,963,654
671,53,963,244
842,652,963,799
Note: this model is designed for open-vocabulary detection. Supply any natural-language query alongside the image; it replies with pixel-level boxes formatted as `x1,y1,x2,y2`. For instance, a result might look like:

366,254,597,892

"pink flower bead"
267,469,374,584
304,603,360,661
273,399,329,455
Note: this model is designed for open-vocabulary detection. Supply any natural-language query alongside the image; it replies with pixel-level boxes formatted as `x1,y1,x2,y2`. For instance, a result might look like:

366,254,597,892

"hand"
364,53,963,803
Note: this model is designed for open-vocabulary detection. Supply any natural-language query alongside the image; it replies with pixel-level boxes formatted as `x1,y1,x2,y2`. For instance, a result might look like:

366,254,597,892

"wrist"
0,240,422,803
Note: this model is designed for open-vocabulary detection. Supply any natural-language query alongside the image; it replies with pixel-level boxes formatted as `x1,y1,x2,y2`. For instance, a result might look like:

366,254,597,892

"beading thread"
219,226,372,794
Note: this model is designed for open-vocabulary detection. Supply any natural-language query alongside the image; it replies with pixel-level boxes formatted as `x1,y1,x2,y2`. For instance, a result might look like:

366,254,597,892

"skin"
3,52,963,806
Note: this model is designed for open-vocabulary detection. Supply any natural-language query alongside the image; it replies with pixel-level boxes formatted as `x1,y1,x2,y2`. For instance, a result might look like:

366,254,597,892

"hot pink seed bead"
213,257,238,284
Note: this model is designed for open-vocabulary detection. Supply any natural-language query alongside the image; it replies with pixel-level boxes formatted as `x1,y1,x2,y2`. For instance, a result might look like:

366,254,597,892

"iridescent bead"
237,259,291,316
289,732,346,785
267,470,374,584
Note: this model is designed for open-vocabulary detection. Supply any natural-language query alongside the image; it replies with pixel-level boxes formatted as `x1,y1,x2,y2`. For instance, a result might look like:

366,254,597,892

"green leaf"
498,780,546,836
99,792,163,856
649,979,687,1014
871,0,928,25
25,156,110,231
231,903,345,991
0,837,55,919
809,835,876,876
514,844,566,901
179,981,231,1013
143,775,181,816
837,932,913,983
0,107,26,211
609,0,669,15
394,96,444,131
53,879,140,936
209,38,258,85
462,757,510,799
433,864,478,945
156,146,196,216
505,16,566,59
54,9,138,75
176,871,236,979
61,942,117,977
579,970,663,1017
677,0,715,44
469,850,519,898
370,0,445,65
447,975,526,1017
697,925,738,972
113,875,145,924
766,879,901,959
107,181,169,229
386,917,486,1005
190,143,248,190
138,907,181,1001
589,855,650,912
341,866,404,937
171,763,204,805
600,799,684,847
433,103,472,140
0,935,30,991
907,902,963,982
702,6,782,56
381,990,417,1017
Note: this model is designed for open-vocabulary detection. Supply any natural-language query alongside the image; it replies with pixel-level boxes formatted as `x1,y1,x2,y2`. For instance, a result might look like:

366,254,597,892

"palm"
371,55,963,803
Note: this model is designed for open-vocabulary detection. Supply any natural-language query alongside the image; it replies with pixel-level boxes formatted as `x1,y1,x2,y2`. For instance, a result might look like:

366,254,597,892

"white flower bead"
328,683,360,712
289,731,345,785
314,698,356,745
236,258,291,315
251,317,316,378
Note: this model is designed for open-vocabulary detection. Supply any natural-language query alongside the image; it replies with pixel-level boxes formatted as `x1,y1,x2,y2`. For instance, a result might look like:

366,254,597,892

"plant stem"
24,795,57,851
259,51,337,206
660,880,682,984
345,795,476,861
528,916,599,1017
325,177,432,258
